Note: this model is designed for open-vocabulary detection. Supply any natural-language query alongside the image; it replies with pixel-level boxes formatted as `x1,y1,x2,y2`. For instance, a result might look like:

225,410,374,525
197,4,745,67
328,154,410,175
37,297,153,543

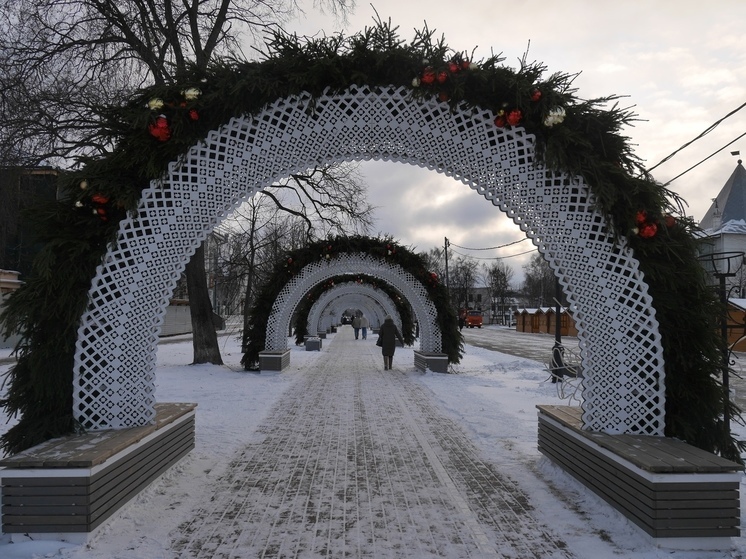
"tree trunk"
186,243,223,365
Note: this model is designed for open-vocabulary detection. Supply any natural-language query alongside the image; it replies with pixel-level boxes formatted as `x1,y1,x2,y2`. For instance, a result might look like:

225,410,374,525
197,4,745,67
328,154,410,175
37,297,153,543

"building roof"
700,160,746,233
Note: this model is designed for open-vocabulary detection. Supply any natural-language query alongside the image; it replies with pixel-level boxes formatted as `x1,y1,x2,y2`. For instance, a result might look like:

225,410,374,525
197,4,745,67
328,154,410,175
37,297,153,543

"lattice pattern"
267,254,439,353
73,84,665,434
308,283,401,334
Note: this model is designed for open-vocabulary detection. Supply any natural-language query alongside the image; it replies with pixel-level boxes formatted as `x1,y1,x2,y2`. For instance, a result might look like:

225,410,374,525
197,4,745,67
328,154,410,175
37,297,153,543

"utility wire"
662,130,746,187
451,247,536,260
645,100,746,175
449,238,529,251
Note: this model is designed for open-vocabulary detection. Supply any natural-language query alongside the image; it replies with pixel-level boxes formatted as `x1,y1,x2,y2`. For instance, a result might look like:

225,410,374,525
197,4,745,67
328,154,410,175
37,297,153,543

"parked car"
465,310,483,328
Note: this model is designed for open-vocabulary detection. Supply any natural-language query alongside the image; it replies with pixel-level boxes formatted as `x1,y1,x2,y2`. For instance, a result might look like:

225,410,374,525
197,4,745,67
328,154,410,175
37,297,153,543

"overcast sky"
274,0,746,285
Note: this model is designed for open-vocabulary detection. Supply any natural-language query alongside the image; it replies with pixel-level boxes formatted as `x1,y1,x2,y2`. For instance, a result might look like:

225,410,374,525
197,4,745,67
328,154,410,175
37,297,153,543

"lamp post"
551,276,567,383
699,251,745,441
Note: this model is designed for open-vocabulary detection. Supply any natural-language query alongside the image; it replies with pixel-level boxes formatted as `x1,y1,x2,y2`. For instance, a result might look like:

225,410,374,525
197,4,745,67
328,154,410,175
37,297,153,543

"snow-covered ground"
0,328,745,558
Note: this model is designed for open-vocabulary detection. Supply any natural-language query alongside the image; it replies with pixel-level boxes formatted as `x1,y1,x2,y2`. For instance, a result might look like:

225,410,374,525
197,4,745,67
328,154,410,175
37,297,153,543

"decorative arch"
308,283,401,334
70,84,665,435
266,253,437,354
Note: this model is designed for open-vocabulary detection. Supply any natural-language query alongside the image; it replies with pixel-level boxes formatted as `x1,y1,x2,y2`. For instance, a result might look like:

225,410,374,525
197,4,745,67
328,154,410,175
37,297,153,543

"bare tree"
449,256,479,311
0,0,357,363
521,252,555,307
482,261,514,324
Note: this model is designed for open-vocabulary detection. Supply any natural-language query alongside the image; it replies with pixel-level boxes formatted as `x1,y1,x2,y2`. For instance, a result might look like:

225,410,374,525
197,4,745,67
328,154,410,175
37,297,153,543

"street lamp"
698,250,745,442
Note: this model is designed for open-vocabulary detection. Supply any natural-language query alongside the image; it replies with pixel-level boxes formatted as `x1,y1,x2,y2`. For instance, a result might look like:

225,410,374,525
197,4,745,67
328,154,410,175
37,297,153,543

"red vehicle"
465,310,483,328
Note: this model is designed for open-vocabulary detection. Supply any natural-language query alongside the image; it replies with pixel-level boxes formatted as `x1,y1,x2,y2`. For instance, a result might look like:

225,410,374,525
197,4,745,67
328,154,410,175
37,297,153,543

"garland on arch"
0,20,738,460
241,235,461,370
291,275,416,347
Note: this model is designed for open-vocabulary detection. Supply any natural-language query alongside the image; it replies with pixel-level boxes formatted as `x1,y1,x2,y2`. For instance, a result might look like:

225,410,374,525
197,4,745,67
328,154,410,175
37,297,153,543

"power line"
451,247,536,260
645,100,746,175
662,130,746,187
449,238,529,251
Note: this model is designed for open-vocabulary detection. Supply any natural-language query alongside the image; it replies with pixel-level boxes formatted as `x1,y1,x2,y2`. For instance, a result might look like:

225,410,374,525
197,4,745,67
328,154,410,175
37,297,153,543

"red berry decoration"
421,68,436,85
189,109,199,121
148,115,171,142
91,193,109,205
639,222,658,238
436,71,448,84
448,61,460,73
635,210,648,225
506,109,523,126
530,88,542,102
438,92,450,103
494,114,507,128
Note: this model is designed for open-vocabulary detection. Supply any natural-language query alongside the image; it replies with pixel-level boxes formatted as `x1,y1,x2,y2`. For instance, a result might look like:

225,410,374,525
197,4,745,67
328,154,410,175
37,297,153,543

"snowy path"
171,327,573,558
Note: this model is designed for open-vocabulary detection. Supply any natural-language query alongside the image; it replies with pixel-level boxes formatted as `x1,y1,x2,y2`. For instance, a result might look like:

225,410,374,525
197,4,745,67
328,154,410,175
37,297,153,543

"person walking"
377,316,404,370
360,314,369,340
352,314,361,340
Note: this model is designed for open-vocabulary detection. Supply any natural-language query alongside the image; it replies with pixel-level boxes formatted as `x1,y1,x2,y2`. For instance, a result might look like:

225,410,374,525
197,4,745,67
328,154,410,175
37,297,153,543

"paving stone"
172,327,573,558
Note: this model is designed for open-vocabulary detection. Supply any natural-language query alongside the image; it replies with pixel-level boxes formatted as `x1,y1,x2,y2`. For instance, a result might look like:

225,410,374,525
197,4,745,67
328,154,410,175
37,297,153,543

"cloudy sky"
276,0,746,284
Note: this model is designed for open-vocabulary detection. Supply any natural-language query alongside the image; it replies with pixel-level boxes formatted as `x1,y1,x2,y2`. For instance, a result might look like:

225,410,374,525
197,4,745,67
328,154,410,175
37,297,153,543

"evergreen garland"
241,235,461,369
0,20,740,460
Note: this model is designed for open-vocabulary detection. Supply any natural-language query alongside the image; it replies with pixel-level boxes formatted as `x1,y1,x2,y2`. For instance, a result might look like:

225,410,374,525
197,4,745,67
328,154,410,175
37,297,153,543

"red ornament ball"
530,88,542,102
421,68,436,85
148,115,171,142
639,222,658,238
189,109,199,121
436,71,448,84
461,59,471,70
506,109,523,126
494,115,507,128
438,92,450,103
664,214,676,228
448,61,460,73
91,193,109,205
635,210,648,225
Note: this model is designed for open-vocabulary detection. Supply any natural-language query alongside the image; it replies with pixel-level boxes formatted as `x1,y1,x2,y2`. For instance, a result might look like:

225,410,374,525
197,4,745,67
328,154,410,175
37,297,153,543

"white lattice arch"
73,84,665,435
307,282,402,335
317,299,386,333
266,254,438,353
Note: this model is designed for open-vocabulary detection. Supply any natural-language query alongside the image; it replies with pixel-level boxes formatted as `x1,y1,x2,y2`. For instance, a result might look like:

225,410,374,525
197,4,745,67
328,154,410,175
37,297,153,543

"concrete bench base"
0,403,197,543
259,349,291,371
305,338,322,351
537,405,742,550
413,350,449,373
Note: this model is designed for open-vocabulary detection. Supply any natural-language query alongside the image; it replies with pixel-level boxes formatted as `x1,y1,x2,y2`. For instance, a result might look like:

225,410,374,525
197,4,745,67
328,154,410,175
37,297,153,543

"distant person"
352,314,361,339
458,310,466,331
360,314,369,340
377,316,404,370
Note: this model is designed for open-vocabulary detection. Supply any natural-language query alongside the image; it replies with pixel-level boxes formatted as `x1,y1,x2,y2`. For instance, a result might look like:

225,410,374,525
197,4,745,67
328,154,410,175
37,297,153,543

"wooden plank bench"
1,402,197,542
537,405,743,550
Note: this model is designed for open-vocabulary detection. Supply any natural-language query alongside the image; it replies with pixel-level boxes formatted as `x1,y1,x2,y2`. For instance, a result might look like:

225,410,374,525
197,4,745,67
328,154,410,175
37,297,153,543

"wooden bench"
537,405,742,549
1,402,196,542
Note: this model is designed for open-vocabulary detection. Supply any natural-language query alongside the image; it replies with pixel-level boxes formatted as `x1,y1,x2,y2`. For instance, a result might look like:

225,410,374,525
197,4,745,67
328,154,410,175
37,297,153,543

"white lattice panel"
73,84,665,434
307,282,400,334
267,254,439,353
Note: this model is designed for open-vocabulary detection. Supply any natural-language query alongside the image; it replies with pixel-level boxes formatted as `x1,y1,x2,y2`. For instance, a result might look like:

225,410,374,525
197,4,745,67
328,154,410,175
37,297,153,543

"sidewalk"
171,326,573,558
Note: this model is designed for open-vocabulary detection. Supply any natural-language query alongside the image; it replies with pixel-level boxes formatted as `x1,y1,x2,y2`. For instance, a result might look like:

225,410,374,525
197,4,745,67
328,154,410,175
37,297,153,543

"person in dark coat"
377,316,404,370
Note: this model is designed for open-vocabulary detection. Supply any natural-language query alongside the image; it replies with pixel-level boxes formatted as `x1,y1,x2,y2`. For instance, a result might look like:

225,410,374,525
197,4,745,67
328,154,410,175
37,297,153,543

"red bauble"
635,210,648,225
438,92,450,103
189,109,199,121
148,116,171,141
421,68,436,85
461,59,471,70
530,88,542,102
664,214,676,228
639,222,658,238
494,115,507,128
436,71,448,84
448,61,460,73
506,109,523,126
91,193,109,205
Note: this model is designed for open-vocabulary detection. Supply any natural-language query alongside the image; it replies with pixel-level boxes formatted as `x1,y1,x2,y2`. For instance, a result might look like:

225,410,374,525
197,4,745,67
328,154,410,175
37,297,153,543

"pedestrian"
458,309,465,331
360,314,369,340
377,316,404,370
352,314,361,339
